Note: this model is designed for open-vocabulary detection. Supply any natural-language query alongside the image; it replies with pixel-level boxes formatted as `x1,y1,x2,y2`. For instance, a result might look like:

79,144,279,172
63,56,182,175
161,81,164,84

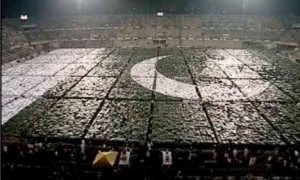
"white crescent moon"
130,56,270,101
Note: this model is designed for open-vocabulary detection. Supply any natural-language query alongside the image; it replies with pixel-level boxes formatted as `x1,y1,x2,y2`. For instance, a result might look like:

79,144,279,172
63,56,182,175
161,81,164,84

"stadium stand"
2,20,54,64
1,15,298,65
2,23,29,50
1,15,298,53
1,140,300,180
3,15,299,50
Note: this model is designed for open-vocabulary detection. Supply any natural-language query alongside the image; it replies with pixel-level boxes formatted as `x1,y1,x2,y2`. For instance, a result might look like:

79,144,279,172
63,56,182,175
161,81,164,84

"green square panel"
85,100,150,143
109,74,153,100
29,99,101,138
43,77,81,98
2,98,58,137
65,77,116,98
254,102,300,144
151,100,216,144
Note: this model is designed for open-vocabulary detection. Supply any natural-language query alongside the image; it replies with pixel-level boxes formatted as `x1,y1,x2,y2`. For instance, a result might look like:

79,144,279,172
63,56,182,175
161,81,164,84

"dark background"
2,0,300,18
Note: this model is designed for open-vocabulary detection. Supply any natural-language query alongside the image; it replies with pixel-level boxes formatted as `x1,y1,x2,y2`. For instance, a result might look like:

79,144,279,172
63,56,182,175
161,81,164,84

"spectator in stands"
2,145,10,163
248,155,257,167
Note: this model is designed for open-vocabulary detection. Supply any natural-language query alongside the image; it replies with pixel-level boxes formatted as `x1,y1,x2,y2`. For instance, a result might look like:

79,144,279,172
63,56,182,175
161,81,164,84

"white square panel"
24,64,68,76
2,63,33,76
2,76,46,96
2,76,16,84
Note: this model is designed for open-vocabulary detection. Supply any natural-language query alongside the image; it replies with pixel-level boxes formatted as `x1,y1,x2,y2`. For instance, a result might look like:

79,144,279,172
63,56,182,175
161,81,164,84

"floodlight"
20,14,28,21
157,12,164,16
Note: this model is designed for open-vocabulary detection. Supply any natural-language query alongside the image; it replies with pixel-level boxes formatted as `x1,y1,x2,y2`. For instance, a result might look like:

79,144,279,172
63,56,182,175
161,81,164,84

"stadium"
1,0,300,179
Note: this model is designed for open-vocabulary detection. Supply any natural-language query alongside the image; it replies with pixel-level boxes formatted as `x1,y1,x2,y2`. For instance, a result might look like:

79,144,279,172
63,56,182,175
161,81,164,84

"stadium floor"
2,48,300,146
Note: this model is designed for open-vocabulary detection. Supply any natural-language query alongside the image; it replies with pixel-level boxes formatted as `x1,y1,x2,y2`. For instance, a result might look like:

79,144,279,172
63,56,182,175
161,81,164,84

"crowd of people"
4,15,297,40
2,138,300,180
2,24,28,50
2,15,299,55
29,15,296,30
1,21,50,64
